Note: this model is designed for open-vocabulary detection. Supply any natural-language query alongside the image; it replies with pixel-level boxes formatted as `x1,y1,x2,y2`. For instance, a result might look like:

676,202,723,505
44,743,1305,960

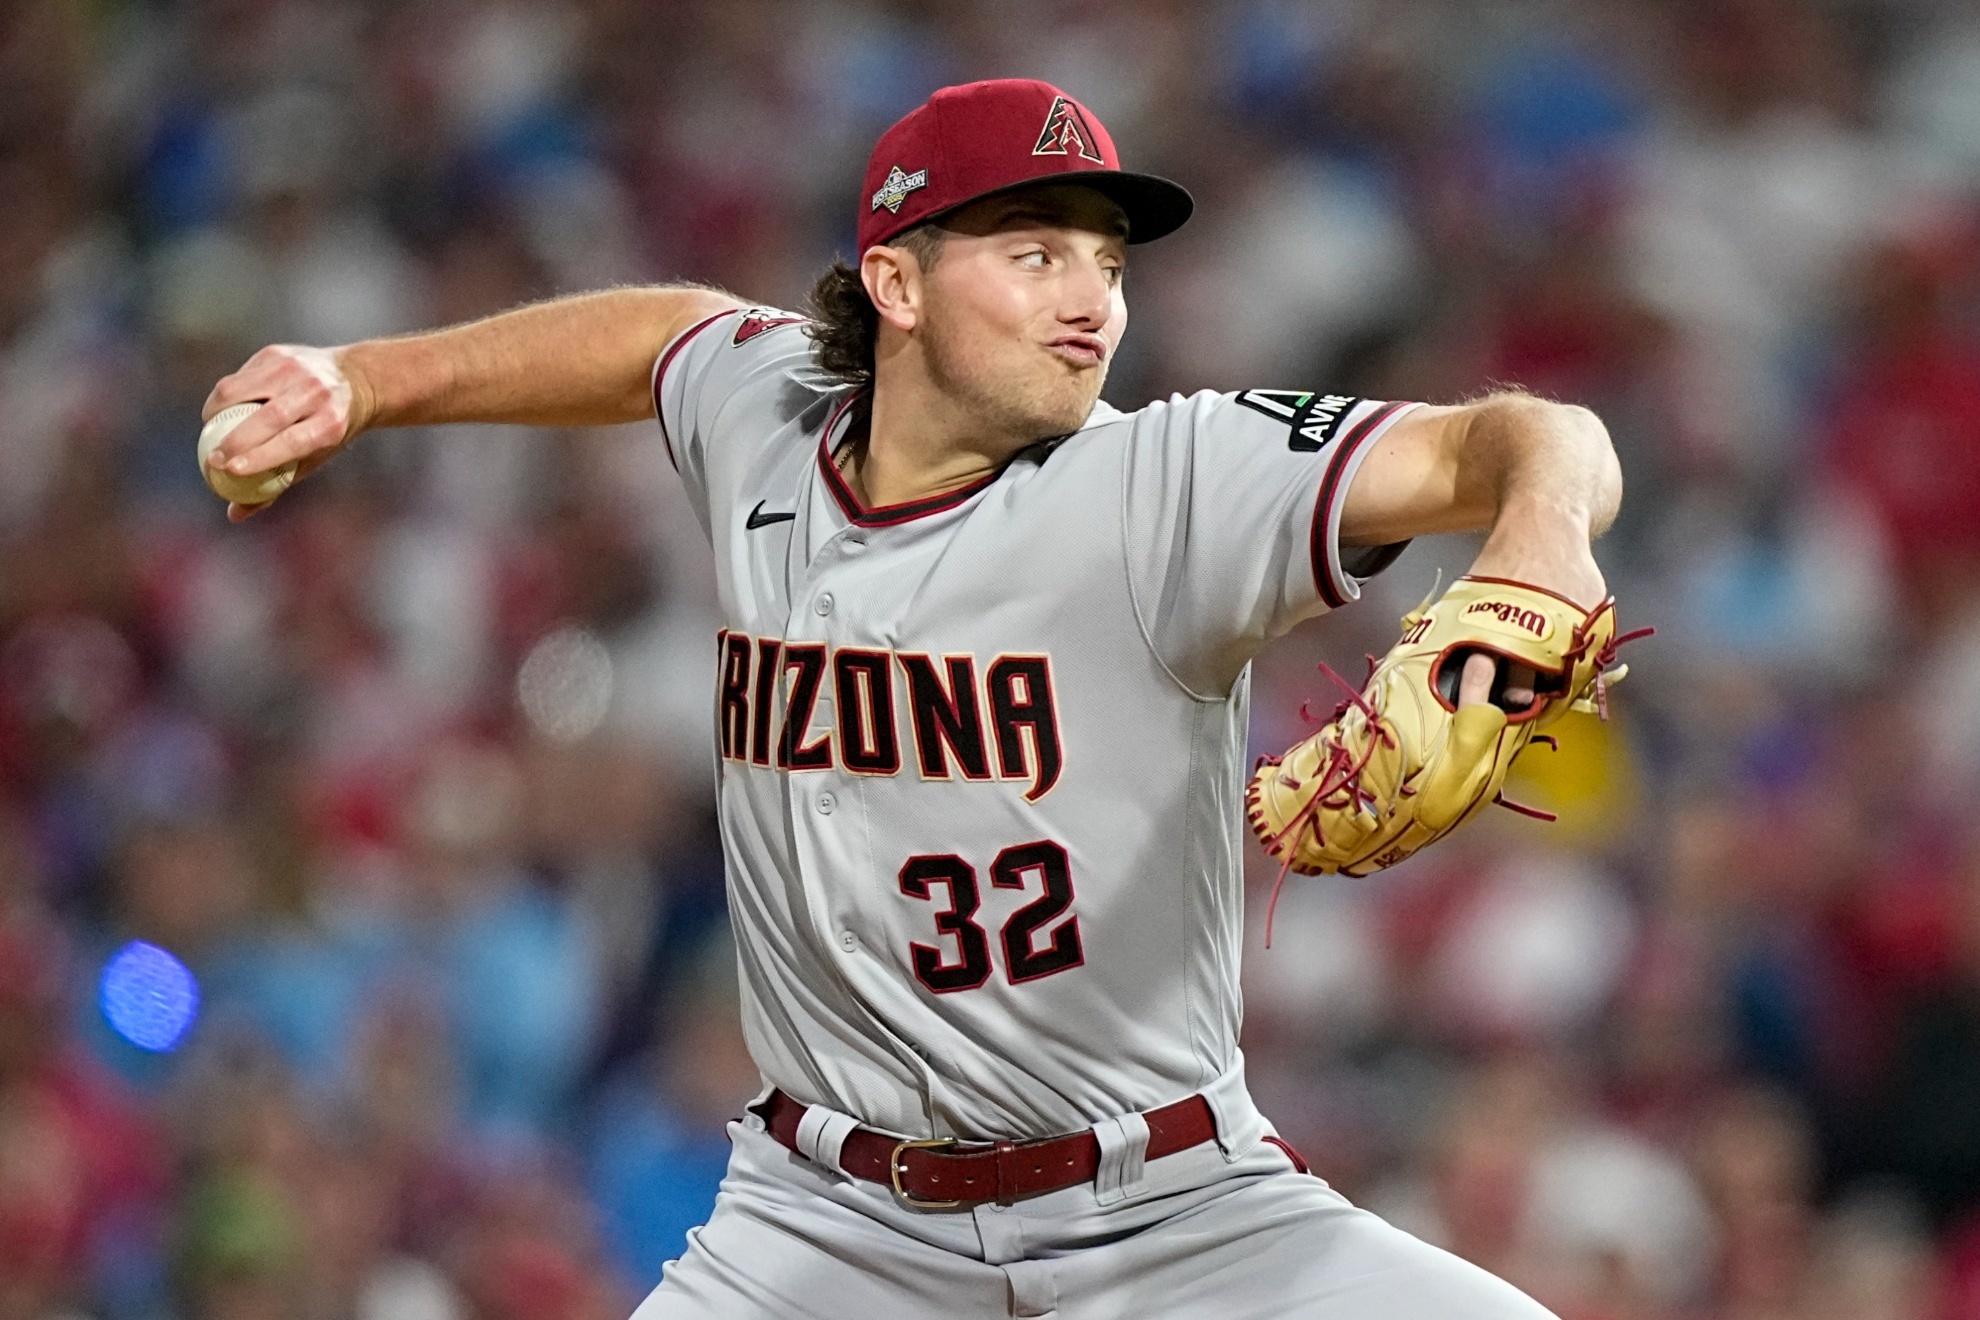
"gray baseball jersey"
652,305,1420,1148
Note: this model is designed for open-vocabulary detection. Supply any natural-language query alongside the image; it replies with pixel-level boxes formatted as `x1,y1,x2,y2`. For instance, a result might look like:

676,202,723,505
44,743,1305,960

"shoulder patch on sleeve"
1234,390,1364,452
733,308,808,346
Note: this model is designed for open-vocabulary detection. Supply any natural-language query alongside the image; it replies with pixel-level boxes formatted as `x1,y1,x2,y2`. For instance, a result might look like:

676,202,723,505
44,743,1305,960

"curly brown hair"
803,225,945,387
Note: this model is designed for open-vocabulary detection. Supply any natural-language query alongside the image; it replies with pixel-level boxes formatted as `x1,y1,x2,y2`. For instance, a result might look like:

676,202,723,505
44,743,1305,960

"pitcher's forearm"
342,287,740,431
201,285,741,520
1461,396,1620,607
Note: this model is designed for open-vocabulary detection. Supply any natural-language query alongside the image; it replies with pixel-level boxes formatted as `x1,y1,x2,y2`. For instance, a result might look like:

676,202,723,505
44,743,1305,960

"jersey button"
838,931,857,952
814,592,834,616
816,791,836,815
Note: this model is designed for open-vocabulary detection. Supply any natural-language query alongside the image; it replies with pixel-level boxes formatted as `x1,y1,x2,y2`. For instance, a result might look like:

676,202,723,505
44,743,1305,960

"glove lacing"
1256,659,1392,946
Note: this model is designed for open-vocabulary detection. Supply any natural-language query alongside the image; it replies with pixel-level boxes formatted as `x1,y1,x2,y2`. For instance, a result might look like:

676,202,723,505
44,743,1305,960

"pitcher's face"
914,185,1130,441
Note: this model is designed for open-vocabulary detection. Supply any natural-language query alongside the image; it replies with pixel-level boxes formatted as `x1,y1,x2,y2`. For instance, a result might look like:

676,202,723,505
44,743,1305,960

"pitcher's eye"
1016,250,1048,269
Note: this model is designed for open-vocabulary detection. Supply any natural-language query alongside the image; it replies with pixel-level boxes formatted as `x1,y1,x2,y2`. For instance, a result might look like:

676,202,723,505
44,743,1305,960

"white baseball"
197,402,297,506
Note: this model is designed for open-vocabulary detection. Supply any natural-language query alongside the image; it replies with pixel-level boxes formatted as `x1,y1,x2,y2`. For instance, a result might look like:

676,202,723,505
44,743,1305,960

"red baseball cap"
858,79,1193,254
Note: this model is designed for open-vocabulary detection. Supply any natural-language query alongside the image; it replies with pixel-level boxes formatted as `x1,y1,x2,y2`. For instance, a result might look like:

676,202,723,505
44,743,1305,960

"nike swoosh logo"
745,501,796,530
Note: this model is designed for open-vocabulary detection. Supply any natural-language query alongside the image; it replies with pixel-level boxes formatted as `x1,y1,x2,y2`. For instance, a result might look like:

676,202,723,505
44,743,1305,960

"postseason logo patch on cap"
871,164,929,213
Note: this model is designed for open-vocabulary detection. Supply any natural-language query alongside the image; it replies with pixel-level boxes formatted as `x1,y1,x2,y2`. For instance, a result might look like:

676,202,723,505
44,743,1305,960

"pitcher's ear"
861,245,921,333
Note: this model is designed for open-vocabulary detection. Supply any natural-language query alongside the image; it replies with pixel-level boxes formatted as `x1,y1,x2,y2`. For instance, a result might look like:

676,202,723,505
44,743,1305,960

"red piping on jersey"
1262,1134,1311,1174
1309,401,1407,609
652,309,740,472
816,390,1004,527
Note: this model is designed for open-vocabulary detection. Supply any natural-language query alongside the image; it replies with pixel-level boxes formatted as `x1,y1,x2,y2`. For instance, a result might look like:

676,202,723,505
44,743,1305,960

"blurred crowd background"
4,0,1980,1318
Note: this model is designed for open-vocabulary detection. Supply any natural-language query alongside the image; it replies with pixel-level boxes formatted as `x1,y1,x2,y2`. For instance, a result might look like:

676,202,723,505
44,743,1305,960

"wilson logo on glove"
1462,598,1552,640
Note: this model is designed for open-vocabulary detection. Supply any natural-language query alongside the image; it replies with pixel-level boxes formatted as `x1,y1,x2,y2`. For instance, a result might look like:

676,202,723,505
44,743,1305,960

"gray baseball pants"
630,1120,1557,1319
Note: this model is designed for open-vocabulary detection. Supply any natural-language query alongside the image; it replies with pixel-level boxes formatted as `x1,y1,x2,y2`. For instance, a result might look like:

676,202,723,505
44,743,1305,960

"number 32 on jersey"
899,841,1083,994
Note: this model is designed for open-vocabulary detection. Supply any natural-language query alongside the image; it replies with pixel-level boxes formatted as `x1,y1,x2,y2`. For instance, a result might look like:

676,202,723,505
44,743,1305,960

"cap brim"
924,170,1194,245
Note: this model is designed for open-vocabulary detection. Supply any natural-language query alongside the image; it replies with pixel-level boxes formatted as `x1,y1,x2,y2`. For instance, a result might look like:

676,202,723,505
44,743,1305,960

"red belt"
754,1088,1218,1210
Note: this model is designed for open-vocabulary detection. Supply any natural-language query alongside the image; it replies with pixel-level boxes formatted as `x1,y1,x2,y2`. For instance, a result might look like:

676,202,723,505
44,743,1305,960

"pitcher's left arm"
1339,391,1622,609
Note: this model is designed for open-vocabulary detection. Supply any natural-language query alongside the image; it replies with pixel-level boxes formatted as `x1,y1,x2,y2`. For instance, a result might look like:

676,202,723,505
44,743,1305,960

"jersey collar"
815,390,1006,528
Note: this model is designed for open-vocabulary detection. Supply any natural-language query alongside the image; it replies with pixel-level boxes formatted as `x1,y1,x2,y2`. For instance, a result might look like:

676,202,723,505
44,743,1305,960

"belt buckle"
889,1137,963,1210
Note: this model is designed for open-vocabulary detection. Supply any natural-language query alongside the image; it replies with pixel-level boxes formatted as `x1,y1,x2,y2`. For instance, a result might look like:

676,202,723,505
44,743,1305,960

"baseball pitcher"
205,80,1631,1320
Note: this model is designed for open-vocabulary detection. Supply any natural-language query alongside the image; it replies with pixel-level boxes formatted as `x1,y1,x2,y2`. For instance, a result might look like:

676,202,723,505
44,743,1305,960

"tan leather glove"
1247,576,1644,883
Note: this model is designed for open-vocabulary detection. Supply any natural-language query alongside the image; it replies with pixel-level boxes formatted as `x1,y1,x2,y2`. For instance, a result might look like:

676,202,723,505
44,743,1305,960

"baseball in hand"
198,402,296,506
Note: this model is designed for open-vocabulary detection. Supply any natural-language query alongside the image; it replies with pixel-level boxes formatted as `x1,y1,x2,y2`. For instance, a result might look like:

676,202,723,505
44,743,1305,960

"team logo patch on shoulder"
871,164,929,213
733,309,807,346
1234,390,1364,452
1032,95,1105,163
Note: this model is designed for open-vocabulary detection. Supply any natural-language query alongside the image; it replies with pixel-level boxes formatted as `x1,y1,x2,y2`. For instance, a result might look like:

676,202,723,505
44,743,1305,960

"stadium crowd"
3,0,1980,1317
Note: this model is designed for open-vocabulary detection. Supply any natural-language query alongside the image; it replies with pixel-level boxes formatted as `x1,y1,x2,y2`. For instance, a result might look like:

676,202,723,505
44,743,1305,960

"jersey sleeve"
1120,389,1423,696
651,305,817,528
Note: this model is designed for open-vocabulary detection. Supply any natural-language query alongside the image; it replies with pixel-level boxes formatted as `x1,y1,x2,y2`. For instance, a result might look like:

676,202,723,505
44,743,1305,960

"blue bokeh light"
100,941,199,1052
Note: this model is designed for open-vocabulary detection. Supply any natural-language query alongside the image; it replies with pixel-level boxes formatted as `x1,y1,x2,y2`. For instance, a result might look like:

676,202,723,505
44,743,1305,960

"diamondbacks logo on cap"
871,164,929,213
1032,95,1105,163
